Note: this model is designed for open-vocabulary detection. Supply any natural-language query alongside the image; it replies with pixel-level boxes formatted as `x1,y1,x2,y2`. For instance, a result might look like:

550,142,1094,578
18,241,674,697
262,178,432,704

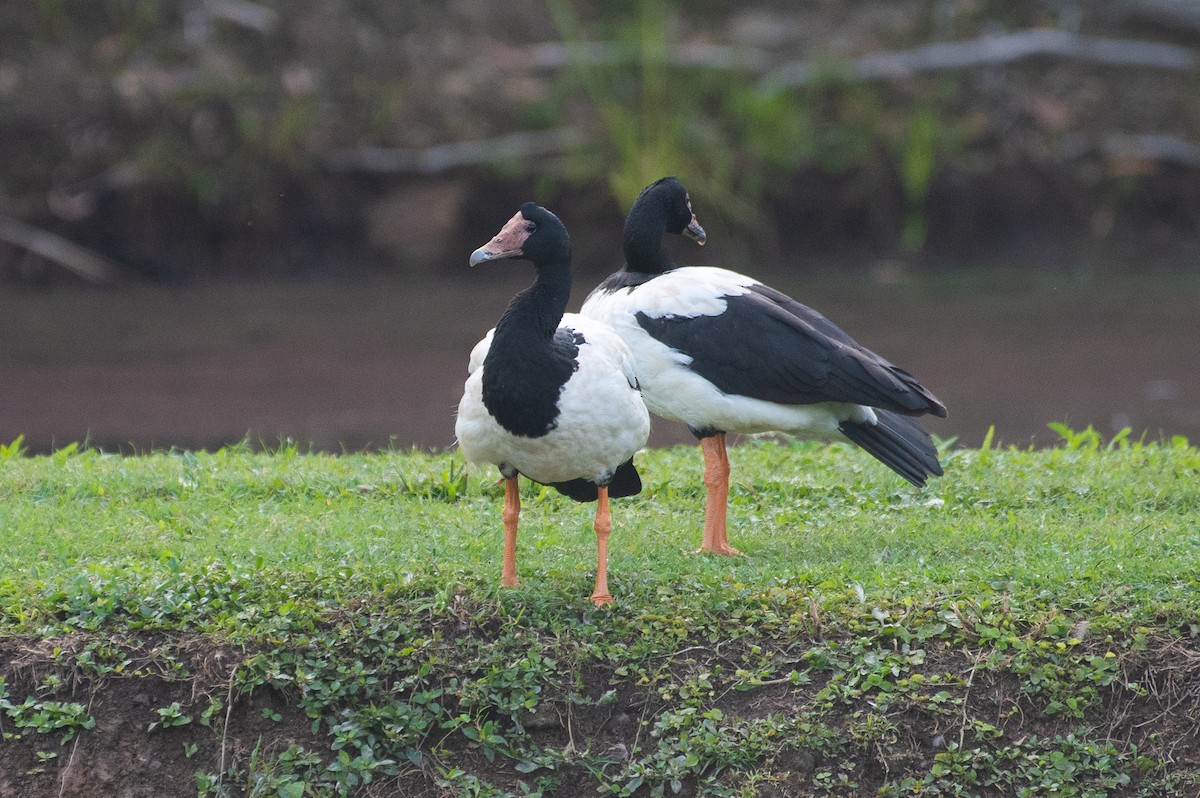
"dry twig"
324,129,583,175
765,29,1198,86
0,216,128,286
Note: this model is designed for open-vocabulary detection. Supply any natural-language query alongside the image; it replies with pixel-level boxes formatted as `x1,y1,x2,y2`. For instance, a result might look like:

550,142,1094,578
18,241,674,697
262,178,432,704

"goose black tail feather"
839,410,943,488
546,457,642,502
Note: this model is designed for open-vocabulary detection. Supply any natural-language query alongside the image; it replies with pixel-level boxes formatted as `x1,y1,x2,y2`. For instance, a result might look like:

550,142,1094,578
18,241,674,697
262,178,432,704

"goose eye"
525,223,537,233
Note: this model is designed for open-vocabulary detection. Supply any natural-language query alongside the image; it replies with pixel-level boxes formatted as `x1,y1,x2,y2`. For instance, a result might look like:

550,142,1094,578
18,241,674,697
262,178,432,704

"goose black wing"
636,283,946,417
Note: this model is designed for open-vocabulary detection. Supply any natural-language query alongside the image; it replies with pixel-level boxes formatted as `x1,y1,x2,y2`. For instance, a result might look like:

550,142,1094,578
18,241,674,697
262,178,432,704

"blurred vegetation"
2,0,1198,280
542,0,976,250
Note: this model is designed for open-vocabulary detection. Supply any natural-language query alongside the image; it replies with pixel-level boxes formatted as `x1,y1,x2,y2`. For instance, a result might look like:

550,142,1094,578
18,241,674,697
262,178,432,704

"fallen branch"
305,30,1200,181
522,29,1199,86
216,665,237,792
1101,132,1200,168
1060,131,1200,168
764,28,1199,87
323,125,1199,184
323,128,584,175
0,216,129,286
329,29,1200,179
526,40,773,72
206,0,277,33
1098,0,1200,33
184,0,277,46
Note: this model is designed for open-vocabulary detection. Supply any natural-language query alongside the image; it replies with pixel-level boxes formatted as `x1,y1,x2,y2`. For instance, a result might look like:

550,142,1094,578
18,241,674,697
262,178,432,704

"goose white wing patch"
466,328,495,375
597,267,760,320
560,313,641,389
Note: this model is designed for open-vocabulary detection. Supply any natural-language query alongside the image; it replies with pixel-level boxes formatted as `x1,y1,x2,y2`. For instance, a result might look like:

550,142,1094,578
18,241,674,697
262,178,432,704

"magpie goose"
580,177,947,555
455,202,650,604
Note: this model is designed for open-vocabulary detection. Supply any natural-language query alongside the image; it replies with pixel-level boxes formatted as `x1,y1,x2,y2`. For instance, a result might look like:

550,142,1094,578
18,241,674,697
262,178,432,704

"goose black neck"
482,253,577,439
491,255,573,348
623,210,673,275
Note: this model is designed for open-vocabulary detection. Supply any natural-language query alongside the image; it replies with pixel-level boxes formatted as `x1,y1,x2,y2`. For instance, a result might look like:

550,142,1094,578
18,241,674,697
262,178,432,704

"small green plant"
0,435,27,459
241,741,323,798
1049,421,1105,451
397,458,469,502
195,770,228,797
459,718,509,764
436,767,508,798
324,747,398,793
0,689,96,744
199,697,223,729
147,701,192,732
896,105,939,252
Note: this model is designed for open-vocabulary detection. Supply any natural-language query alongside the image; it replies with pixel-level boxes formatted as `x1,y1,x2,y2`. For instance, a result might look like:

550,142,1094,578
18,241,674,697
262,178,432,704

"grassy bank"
2,430,1199,796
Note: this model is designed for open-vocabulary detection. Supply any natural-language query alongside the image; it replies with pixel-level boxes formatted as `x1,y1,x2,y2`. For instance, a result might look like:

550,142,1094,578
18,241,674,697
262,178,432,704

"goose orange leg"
500,476,521,588
698,434,741,556
589,485,614,606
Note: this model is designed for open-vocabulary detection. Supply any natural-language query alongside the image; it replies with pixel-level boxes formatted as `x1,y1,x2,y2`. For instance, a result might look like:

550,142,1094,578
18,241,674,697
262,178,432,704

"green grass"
2,430,1199,796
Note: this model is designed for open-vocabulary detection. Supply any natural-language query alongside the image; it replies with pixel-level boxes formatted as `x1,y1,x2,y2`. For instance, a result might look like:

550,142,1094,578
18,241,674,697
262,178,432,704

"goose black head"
630,176,706,245
470,202,570,267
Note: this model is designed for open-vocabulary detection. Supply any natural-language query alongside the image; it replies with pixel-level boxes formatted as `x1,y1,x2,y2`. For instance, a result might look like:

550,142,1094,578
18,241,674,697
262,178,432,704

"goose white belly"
455,314,650,485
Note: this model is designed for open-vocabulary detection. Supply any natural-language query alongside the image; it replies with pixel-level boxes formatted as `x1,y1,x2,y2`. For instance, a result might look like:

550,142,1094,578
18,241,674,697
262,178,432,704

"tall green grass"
3,431,1197,630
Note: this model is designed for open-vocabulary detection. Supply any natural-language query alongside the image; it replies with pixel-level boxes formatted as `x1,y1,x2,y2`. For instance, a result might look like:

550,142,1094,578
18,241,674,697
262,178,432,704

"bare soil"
3,634,1199,797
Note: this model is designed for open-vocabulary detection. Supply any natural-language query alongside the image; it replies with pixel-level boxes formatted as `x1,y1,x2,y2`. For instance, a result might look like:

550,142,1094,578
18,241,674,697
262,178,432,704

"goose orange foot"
696,542,743,557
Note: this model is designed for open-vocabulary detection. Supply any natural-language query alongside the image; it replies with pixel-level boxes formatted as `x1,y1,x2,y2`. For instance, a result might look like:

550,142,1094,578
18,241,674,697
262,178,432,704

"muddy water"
2,267,1197,454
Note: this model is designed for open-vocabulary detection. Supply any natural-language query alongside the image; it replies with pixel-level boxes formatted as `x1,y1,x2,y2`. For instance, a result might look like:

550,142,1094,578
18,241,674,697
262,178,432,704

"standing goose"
455,202,650,605
581,177,947,555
